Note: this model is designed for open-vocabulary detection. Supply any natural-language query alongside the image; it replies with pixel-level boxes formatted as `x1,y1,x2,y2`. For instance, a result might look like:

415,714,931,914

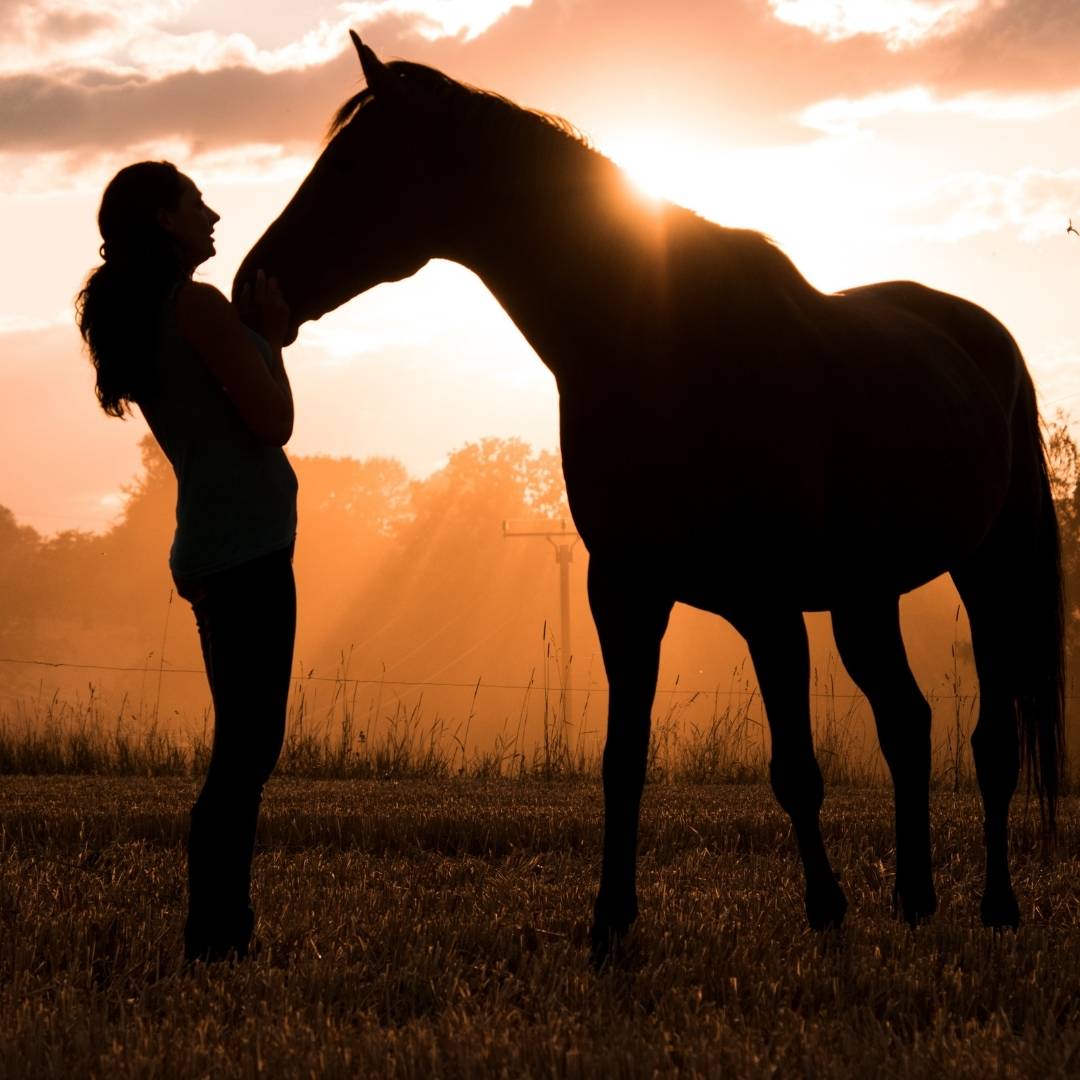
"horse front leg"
741,609,847,930
588,553,672,964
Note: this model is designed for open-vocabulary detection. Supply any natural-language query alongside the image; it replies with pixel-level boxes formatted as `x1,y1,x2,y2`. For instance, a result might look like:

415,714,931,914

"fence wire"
0,652,1011,700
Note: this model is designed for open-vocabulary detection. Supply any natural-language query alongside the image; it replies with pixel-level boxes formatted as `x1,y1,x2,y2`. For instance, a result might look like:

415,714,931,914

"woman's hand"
175,280,294,446
236,269,290,346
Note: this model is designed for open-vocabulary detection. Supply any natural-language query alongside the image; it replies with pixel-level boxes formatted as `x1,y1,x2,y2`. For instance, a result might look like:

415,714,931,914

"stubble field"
4,776,1080,1078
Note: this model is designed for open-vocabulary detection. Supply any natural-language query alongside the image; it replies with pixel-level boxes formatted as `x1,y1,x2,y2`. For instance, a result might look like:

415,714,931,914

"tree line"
4,422,1080,741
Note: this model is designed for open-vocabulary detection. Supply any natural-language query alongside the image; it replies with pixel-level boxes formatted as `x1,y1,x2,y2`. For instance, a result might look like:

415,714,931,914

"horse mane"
328,60,588,146
328,61,818,301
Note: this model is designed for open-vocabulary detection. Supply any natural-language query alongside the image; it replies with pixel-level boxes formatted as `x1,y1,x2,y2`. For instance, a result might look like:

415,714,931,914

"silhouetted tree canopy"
1047,415,1080,683
0,434,572,703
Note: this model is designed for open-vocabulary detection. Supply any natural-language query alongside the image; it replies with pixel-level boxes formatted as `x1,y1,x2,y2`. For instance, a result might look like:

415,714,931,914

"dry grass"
0,677,993,791
4,776,1080,1078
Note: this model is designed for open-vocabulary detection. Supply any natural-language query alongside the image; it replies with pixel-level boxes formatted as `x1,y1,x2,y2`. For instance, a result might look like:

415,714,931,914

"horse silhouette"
236,34,1064,961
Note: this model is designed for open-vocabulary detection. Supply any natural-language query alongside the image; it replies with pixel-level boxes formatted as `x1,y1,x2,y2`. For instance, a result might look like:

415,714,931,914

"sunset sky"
3,0,1080,534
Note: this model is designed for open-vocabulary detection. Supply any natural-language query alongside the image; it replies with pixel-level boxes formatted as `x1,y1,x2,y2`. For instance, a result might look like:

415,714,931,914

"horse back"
833,280,1026,421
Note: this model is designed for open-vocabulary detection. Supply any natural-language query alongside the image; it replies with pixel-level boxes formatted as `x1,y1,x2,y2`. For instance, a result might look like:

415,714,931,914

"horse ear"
350,31,391,96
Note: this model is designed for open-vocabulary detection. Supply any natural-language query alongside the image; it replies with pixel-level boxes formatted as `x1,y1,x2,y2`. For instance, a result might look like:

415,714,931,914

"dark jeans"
174,545,296,961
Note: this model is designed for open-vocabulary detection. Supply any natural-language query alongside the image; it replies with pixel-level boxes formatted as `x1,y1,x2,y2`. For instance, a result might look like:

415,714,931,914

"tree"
0,506,42,638
1046,415,1080,688
297,454,412,541
325,437,575,689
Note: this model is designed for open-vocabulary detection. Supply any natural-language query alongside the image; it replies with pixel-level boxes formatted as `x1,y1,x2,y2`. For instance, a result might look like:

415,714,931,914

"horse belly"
831,362,1009,553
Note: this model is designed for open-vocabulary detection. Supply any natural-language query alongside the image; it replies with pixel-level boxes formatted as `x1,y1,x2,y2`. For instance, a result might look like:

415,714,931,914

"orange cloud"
4,0,1078,174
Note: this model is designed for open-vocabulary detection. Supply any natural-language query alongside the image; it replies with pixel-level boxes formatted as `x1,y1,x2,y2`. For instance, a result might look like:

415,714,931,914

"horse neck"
446,151,675,386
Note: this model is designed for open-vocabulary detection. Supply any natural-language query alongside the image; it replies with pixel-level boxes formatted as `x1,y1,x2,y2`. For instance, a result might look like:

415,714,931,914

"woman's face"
160,174,220,271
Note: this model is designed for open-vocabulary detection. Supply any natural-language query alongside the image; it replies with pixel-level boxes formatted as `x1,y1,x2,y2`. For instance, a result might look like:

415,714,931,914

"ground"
3,777,1080,1077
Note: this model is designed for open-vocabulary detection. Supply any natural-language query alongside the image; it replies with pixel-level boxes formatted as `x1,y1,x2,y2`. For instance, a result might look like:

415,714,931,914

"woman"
76,161,297,962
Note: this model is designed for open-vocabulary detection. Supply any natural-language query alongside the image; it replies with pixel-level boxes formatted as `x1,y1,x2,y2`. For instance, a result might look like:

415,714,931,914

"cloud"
39,7,115,43
764,0,984,50
3,0,1080,187
0,312,70,334
0,60,351,154
768,0,983,50
920,0,1080,94
895,167,1080,241
0,1,180,75
801,84,1080,135
0,0,899,162
0,141,314,199
0,2,537,161
0,0,533,79
341,0,533,43
765,0,1080,96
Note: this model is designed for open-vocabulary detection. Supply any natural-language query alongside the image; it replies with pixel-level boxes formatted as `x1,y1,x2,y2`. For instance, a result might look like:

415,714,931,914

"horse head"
233,34,457,343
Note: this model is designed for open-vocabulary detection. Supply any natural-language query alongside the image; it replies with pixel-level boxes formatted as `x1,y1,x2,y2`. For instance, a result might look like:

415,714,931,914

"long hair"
75,161,185,417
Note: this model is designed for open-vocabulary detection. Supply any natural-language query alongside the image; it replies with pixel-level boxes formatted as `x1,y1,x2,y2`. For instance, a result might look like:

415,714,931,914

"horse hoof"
806,882,847,931
980,889,1020,931
893,886,938,927
589,919,633,968
591,890,637,966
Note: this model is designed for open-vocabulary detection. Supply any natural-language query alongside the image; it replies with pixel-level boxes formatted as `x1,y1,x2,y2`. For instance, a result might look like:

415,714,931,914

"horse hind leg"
952,566,1024,929
741,610,847,930
832,598,937,925
952,569,1026,927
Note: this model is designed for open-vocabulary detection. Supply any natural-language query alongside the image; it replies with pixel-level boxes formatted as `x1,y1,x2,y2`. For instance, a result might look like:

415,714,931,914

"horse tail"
957,369,1066,837
1017,409,1066,834
995,381,1067,835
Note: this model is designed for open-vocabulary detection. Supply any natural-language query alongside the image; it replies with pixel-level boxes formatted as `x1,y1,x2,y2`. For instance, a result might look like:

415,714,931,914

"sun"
602,130,762,228
605,133,708,207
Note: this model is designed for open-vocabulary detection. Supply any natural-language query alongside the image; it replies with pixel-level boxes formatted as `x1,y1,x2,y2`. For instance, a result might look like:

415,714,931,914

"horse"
235,33,1064,961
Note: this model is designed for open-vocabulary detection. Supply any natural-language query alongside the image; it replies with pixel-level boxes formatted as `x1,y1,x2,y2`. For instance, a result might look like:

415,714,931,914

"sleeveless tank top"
136,284,298,580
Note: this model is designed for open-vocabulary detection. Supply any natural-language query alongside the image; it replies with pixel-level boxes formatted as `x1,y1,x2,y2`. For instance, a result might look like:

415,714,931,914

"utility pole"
503,517,580,724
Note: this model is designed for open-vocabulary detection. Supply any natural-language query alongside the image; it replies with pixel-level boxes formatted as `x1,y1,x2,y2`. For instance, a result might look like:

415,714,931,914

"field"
5,774,1080,1078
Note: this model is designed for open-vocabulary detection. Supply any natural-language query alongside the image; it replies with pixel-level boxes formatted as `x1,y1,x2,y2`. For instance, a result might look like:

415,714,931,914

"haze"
1,0,1078,752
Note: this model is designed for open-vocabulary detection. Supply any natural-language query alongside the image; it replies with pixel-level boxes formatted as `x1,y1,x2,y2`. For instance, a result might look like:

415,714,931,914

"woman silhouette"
77,161,297,962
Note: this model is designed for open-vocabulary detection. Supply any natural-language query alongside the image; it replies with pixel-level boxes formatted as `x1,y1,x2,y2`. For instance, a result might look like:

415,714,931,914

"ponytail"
75,161,184,416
